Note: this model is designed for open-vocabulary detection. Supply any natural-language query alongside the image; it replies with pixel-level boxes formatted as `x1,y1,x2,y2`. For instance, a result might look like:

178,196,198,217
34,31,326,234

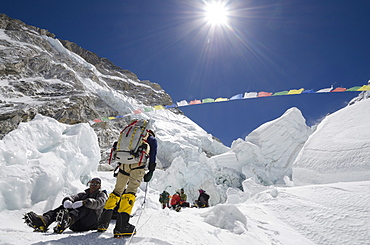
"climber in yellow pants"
98,130,157,238
97,163,145,236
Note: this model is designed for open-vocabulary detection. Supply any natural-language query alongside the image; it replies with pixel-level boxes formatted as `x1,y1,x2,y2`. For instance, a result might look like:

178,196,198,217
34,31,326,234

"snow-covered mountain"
0,13,369,245
0,13,227,163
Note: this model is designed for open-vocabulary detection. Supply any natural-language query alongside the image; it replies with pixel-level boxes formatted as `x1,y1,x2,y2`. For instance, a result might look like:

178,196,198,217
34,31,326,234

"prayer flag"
331,87,347,92
273,91,289,96
93,119,103,123
316,87,333,93
202,98,215,103
230,94,243,100
346,86,361,91
215,97,229,102
189,100,202,105
258,91,272,97
165,104,177,109
288,88,304,95
177,100,188,107
358,85,370,91
134,109,143,114
154,105,164,110
243,92,257,99
302,89,314,94
144,107,153,112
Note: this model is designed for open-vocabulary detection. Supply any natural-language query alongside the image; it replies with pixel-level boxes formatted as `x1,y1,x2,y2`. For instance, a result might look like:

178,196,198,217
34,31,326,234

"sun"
203,2,229,26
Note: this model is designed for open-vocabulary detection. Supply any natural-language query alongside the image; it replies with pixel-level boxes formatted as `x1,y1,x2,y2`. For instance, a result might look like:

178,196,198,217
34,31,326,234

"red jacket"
170,193,181,206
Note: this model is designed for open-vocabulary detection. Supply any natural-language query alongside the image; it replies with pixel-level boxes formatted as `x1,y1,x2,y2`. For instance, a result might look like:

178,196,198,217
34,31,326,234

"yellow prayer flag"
287,88,304,95
154,105,165,110
215,98,229,102
358,85,370,91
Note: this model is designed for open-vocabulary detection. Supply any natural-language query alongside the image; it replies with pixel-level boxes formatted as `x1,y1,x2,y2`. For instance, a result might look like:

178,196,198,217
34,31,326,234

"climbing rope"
125,182,149,245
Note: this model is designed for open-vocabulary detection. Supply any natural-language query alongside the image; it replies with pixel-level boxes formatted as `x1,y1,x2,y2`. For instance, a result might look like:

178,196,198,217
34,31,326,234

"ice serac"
293,98,370,185
220,107,312,185
0,115,100,211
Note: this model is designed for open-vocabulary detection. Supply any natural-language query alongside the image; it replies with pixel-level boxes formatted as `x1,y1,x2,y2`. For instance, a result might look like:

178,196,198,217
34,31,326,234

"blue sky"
2,0,370,146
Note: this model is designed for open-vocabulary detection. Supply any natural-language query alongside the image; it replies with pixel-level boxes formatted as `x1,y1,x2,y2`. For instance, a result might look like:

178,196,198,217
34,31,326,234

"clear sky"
2,0,370,146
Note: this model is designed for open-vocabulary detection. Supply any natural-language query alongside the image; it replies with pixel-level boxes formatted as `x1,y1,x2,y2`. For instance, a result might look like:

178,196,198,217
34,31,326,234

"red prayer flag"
134,109,143,114
189,100,202,105
258,91,273,97
331,87,347,92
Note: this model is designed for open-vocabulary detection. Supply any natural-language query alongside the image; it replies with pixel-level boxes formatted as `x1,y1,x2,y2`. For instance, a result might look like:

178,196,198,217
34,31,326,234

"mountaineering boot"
53,209,72,234
23,211,49,232
114,223,136,238
97,209,113,232
113,212,136,238
98,192,121,232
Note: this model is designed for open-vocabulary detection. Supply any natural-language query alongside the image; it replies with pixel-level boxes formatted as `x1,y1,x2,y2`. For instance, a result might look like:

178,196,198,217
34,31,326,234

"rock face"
0,13,176,160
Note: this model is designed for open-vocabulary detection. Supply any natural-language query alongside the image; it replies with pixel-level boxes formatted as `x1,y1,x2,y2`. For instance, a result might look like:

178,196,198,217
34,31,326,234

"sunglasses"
90,182,100,186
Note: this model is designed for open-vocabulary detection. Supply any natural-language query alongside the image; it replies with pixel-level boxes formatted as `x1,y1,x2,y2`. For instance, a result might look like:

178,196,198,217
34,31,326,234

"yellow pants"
104,163,145,215
113,163,145,195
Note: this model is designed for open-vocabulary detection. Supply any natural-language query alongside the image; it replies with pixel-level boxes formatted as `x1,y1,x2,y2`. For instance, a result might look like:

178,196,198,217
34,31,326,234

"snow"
0,115,100,212
43,36,97,71
293,98,370,185
0,96,369,244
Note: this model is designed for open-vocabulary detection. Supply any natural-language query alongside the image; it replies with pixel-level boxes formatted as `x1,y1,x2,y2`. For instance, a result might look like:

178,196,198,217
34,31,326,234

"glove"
148,162,156,172
72,200,84,209
143,170,154,182
63,200,73,209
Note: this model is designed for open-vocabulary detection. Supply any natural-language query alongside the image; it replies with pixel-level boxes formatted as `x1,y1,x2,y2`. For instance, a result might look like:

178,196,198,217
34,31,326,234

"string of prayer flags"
89,84,370,125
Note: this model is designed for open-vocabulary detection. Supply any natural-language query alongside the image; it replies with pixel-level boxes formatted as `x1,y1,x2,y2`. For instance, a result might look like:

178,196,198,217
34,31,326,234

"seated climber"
195,189,210,208
24,177,107,233
179,188,190,208
170,190,182,211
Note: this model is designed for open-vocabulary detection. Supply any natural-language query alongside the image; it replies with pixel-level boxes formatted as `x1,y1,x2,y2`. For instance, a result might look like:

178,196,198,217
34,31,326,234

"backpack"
115,119,150,165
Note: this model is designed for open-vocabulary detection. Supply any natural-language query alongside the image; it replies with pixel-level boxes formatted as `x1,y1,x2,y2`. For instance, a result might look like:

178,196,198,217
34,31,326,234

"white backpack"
115,119,150,165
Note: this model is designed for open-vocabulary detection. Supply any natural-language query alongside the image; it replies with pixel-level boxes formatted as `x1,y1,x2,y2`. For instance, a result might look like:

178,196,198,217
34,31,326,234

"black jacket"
63,189,107,217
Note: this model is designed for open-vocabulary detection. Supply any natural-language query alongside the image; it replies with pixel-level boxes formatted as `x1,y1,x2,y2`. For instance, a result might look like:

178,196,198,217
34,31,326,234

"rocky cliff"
0,13,177,161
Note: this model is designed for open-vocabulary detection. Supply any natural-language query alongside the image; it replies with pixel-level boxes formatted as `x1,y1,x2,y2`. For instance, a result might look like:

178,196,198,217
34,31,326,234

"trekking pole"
126,182,149,245
141,182,149,208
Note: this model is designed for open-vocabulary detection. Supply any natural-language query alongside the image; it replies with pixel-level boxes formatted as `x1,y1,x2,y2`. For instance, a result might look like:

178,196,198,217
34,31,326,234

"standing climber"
159,190,170,209
97,120,157,238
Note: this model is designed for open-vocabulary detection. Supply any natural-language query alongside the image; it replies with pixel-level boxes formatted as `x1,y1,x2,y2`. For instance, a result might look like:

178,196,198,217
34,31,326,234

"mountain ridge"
0,13,179,156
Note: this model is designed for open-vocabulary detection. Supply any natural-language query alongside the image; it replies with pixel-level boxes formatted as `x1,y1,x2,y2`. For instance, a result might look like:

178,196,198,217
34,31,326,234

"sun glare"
204,2,229,26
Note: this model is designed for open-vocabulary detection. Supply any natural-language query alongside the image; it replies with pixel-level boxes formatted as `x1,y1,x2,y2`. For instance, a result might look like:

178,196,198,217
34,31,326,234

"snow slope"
0,175,368,245
293,98,370,185
0,96,369,244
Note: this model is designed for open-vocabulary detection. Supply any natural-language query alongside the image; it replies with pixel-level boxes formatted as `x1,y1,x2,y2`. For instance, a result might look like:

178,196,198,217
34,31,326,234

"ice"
0,93,369,244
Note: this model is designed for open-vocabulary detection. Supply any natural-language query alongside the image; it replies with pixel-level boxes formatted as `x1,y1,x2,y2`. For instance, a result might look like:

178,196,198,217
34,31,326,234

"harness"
113,164,146,177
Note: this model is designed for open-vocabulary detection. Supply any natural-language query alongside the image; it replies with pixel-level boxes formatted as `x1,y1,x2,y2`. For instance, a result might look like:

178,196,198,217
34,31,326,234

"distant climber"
179,188,190,207
159,190,170,209
195,189,209,208
170,190,182,212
